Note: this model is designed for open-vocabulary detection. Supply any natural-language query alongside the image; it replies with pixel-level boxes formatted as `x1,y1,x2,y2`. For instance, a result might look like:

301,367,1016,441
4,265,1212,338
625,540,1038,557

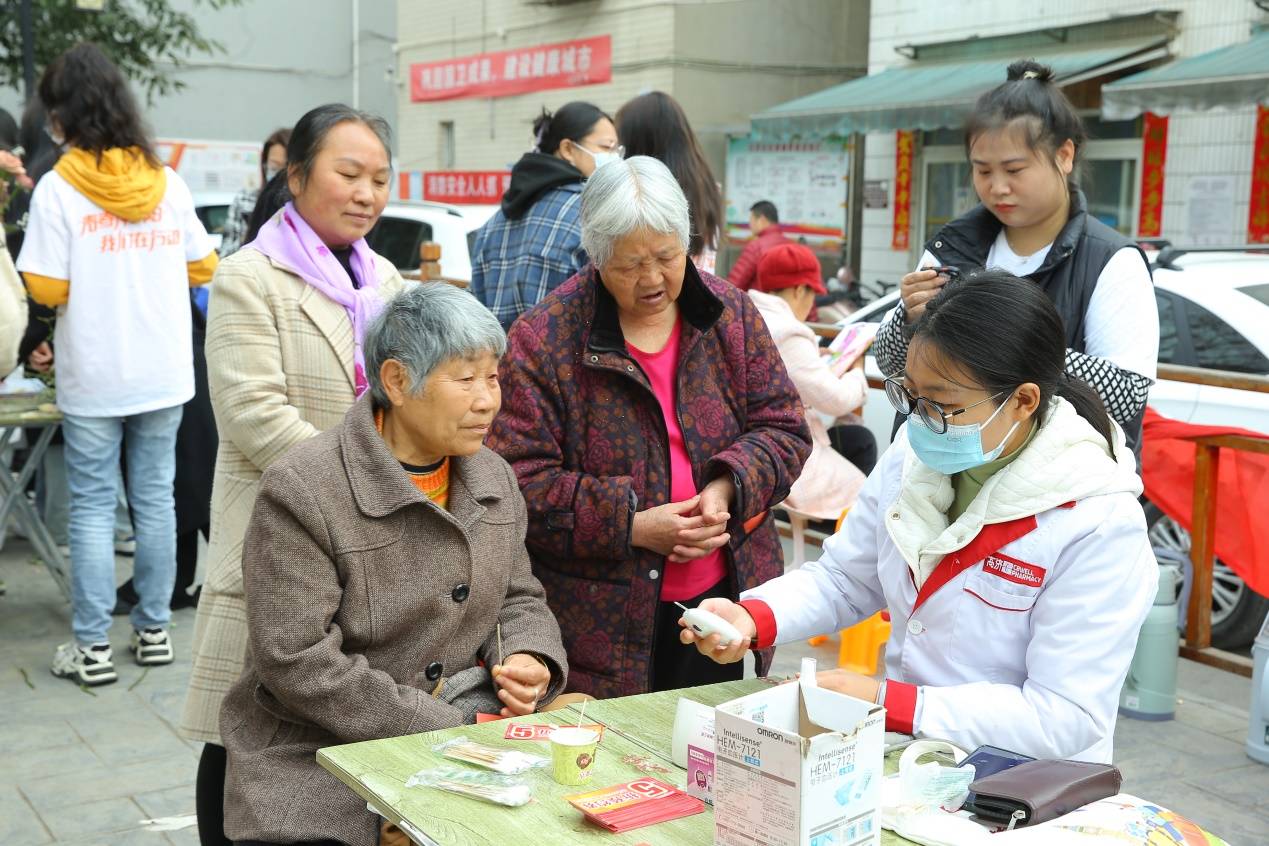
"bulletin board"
724,137,850,248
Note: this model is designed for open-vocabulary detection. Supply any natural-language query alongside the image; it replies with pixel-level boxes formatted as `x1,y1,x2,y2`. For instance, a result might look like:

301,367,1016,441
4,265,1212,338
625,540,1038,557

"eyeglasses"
884,377,1006,435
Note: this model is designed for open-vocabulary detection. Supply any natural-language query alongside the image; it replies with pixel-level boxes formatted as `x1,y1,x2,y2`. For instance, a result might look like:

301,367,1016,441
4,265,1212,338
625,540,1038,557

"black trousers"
651,578,745,692
197,743,232,846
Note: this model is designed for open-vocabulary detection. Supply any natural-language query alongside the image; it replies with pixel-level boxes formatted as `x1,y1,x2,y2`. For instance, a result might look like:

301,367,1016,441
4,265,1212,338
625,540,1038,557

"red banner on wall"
892,131,913,251
1250,105,1269,244
410,36,612,103
413,171,512,205
1137,112,1168,238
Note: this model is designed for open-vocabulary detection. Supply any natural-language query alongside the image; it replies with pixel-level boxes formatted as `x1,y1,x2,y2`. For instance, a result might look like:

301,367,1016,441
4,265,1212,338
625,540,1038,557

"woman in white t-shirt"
872,59,1157,456
17,43,217,688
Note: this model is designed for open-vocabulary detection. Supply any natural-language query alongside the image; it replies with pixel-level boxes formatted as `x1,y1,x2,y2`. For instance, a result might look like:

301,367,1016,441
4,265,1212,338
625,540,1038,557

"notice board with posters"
724,137,850,248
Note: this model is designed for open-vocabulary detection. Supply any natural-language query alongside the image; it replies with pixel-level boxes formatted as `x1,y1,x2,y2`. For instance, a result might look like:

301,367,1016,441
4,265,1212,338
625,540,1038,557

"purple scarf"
248,202,383,396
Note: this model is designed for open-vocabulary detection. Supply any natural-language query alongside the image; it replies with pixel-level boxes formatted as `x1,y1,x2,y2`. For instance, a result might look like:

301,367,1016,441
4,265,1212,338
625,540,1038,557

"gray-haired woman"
487,156,810,699
220,282,568,846
181,103,404,846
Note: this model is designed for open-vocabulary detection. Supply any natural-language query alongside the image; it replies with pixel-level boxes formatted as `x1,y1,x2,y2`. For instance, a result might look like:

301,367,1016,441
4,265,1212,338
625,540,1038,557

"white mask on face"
575,143,622,172
264,166,282,183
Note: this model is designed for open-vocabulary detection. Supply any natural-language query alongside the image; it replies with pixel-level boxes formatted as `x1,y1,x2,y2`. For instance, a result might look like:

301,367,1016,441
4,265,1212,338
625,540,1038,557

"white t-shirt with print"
914,230,1158,380
17,167,214,417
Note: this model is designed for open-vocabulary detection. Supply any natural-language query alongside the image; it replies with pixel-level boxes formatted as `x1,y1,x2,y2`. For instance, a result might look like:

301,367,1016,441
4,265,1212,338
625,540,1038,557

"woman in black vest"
874,59,1157,455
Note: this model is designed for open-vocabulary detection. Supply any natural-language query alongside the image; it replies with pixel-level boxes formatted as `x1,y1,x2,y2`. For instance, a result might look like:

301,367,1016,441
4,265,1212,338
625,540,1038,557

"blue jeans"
61,406,183,646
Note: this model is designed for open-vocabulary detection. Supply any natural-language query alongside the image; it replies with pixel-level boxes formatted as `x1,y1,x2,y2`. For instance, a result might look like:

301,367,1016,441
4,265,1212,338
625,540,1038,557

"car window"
1184,298,1269,374
196,205,230,235
1238,283,1269,307
366,217,433,271
1154,291,1182,365
856,298,897,323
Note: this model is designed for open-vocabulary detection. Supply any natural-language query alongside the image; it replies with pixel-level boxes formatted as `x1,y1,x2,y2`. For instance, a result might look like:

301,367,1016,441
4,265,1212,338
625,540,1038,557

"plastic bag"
433,735,548,775
405,766,532,807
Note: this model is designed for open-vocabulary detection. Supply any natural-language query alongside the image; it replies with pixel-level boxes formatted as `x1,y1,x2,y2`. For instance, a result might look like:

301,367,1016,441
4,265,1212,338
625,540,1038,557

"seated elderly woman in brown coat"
218,282,568,846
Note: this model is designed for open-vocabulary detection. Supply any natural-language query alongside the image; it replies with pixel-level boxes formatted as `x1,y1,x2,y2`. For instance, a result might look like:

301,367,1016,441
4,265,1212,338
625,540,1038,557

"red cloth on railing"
1140,406,1269,596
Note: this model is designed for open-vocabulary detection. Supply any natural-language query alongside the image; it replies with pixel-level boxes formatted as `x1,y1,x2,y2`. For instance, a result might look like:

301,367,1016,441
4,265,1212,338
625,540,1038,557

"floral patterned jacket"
487,261,812,698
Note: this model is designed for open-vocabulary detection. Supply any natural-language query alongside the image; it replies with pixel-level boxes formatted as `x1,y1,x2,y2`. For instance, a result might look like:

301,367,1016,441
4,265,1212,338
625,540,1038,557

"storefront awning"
1101,29,1269,119
751,40,1170,142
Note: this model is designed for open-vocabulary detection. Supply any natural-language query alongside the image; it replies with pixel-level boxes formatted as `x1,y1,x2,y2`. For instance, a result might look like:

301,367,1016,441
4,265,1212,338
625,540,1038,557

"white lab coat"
744,397,1157,762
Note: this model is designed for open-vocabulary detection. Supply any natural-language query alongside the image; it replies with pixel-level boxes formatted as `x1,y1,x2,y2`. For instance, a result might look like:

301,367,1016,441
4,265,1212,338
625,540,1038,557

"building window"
439,121,455,170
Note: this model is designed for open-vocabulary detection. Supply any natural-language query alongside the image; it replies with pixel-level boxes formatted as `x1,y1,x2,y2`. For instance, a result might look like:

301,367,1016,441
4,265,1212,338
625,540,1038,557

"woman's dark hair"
287,104,391,187
260,127,292,182
532,101,610,155
37,42,160,167
616,91,724,258
964,59,1086,186
244,170,292,245
911,269,1116,456
0,108,18,150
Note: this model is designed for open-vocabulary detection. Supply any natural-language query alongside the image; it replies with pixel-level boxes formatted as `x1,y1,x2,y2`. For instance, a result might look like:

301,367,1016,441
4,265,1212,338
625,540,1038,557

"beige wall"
394,0,868,177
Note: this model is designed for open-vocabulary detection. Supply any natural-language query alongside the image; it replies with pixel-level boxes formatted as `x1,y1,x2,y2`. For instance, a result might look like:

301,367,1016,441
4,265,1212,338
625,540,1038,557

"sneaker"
51,642,118,686
130,627,174,665
114,535,137,556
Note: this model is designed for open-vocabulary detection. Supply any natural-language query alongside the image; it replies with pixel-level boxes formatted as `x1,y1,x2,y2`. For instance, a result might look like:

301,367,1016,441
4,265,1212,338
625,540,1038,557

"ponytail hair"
964,59,1086,187
532,101,611,155
911,269,1117,458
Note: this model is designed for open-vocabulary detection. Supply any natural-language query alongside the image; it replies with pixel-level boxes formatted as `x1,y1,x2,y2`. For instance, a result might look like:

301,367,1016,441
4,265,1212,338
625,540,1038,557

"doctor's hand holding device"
680,267,1157,764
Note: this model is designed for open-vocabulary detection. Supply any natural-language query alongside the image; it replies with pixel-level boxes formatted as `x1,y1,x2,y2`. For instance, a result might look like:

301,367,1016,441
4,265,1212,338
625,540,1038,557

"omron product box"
713,673,884,846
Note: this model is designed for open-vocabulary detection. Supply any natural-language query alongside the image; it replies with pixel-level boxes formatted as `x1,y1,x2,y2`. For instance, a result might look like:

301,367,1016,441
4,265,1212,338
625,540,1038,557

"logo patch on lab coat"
982,553,1045,588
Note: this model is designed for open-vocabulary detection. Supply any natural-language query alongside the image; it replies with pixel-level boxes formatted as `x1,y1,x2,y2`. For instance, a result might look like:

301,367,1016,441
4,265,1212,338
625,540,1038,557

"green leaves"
0,0,246,103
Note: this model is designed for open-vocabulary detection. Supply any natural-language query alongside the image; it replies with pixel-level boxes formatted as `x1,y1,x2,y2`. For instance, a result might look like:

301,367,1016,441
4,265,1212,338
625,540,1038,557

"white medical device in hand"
676,602,746,647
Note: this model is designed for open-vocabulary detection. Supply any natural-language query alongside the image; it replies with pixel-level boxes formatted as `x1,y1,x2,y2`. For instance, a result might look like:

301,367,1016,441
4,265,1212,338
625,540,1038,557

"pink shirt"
627,318,727,601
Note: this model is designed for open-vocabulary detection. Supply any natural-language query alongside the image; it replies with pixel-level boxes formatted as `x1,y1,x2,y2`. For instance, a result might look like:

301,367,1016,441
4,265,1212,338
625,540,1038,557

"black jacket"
500,152,584,220
924,189,1146,356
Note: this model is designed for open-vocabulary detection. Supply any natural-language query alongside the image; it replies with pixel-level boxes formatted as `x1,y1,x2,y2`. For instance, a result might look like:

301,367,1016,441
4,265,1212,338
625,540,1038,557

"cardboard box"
712,672,884,846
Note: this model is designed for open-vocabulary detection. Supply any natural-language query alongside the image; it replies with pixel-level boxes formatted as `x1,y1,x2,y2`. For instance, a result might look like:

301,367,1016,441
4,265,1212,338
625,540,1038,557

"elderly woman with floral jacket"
487,156,811,699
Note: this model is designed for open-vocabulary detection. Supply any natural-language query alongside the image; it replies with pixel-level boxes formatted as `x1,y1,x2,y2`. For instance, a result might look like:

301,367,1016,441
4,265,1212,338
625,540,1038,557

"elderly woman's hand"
493,653,551,717
632,494,731,562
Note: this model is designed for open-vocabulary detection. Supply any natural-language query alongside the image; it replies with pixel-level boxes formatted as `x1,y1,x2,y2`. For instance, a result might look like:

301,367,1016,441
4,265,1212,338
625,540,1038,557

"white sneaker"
51,642,118,686
130,628,174,665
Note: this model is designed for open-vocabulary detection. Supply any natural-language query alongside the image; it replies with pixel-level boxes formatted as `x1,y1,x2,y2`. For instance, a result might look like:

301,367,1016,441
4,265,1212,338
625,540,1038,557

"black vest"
924,189,1149,455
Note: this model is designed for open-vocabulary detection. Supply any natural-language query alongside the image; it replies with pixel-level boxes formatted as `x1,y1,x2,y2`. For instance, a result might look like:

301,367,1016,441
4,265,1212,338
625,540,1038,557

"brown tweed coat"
220,395,567,846
180,247,403,744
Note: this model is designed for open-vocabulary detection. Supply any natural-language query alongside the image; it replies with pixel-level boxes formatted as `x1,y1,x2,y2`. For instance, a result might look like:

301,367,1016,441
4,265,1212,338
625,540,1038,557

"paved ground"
0,534,1266,845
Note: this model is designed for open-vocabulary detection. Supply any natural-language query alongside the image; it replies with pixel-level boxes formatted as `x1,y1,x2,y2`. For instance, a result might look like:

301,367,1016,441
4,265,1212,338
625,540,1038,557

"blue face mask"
907,394,1022,475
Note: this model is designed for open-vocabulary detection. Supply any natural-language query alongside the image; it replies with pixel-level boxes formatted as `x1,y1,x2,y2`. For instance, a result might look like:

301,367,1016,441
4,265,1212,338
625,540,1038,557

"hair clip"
1023,70,1040,79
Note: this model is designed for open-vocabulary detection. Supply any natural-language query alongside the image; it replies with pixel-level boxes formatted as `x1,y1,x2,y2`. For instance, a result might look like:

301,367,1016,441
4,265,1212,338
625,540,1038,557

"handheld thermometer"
676,602,746,647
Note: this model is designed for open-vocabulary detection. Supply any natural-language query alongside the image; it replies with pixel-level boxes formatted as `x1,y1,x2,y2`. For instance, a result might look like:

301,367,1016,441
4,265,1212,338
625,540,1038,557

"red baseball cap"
756,242,827,295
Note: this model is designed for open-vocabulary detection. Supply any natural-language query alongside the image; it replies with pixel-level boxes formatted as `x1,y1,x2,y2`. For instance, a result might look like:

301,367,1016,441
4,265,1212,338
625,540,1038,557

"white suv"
840,246,1269,648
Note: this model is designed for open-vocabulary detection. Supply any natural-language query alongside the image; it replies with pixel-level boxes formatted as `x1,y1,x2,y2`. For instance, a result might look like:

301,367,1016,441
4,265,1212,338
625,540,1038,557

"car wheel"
1144,501,1269,650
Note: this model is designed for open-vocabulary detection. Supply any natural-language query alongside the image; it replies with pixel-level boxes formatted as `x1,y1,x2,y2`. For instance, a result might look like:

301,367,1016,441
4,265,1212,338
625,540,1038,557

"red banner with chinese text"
410,36,612,102
416,171,512,205
1249,105,1269,244
892,131,913,250
1137,113,1168,238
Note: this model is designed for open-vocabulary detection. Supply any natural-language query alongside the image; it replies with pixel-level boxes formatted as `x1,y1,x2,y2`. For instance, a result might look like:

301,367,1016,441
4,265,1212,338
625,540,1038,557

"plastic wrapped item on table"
432,735,548,775
405,766,532,807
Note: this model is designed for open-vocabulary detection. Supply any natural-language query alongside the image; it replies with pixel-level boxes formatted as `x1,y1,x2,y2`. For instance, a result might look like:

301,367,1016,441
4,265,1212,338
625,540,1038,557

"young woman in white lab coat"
682,270,1157,763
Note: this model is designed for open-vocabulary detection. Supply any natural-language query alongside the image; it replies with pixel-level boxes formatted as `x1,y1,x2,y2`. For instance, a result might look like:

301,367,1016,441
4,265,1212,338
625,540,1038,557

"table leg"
0,424,71,600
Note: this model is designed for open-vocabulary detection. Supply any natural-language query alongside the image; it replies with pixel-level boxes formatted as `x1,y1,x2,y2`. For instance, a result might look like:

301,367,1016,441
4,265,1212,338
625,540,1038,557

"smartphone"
960,745,1035,809
924,264,961,281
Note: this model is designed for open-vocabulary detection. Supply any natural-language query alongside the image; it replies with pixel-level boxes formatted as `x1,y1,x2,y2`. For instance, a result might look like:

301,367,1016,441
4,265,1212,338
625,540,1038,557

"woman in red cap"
751,242,868,523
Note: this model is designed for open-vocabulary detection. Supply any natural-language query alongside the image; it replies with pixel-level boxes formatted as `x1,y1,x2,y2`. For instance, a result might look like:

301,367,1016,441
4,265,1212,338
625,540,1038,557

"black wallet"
962,759,1122,828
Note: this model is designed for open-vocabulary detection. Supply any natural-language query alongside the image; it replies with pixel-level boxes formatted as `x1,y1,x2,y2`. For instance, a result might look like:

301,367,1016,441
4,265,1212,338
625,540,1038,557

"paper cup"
549,727,600,786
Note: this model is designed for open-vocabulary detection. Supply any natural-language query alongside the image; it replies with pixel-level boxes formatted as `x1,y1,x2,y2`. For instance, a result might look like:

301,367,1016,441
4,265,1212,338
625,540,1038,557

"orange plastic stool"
807,507,854,648
837,611,891,674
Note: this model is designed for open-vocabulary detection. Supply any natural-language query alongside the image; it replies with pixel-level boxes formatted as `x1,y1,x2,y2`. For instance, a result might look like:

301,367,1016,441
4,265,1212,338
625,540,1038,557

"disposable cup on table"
549,727,600,786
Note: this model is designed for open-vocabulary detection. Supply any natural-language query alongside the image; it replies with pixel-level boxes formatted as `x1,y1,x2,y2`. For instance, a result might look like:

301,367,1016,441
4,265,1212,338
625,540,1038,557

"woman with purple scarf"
180,104,403,846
